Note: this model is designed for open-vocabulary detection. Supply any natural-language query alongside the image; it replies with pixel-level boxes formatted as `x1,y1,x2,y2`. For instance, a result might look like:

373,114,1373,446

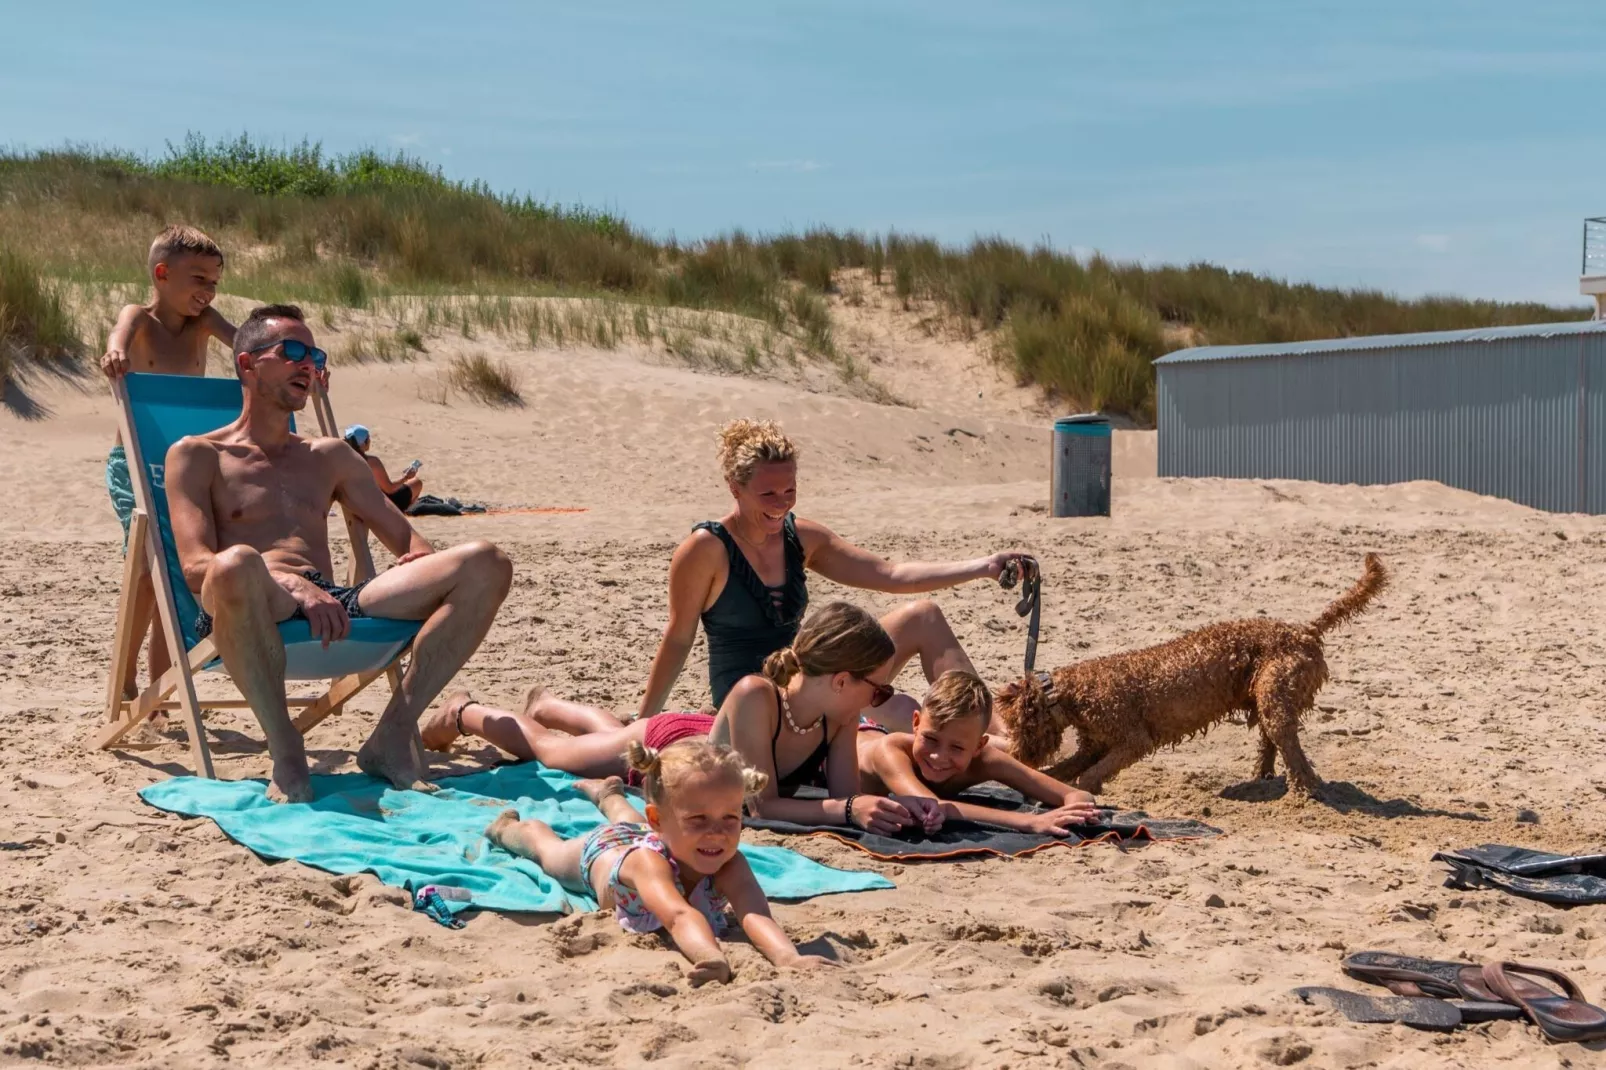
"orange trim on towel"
481,507,590,515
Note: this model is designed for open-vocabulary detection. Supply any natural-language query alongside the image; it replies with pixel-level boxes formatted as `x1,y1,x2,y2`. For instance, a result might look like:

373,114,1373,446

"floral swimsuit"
578,822,729,935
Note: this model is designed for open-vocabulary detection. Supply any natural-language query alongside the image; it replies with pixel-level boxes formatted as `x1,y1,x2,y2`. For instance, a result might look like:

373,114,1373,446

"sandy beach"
3,293,1605,1070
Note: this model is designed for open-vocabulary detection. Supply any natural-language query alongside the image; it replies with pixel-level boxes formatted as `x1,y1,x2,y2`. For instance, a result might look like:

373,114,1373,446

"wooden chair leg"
140,514,215,778
104,512,152,723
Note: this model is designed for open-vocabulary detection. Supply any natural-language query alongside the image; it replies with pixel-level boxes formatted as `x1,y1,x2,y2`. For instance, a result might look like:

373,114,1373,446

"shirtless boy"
164,304,512,802
101,225,237,699
857,670,1102,837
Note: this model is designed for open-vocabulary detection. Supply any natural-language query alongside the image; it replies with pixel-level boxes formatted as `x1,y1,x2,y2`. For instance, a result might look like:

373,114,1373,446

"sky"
2,0,1600,306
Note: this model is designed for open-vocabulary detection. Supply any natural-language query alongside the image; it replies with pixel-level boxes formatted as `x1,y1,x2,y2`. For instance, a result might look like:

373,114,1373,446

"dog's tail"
997,674,1062,769
1308,553,1387,637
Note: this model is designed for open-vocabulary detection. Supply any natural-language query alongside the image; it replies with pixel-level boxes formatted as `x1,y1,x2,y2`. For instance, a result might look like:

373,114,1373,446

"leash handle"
1022,568,1041,674
998,555,1043,675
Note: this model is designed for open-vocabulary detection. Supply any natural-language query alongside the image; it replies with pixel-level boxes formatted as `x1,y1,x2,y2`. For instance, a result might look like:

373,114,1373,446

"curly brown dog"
996,554,1386,801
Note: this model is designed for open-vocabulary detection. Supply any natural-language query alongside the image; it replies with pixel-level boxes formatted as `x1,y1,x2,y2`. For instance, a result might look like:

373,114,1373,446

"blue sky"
3,1,1599,305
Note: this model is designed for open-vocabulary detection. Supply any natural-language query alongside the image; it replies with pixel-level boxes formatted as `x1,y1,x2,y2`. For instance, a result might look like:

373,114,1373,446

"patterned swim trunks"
194,570,371,640
106,445,135,552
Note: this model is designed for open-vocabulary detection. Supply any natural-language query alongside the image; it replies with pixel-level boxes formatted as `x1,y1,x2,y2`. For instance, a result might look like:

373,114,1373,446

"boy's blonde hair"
625,737,768,809
761,601,894,689
717,418,796,485
148,224,225,272
921,669,993,732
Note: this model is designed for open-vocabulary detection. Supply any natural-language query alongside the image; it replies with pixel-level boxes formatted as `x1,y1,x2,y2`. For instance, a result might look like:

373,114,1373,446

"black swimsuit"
768,682,830,797
694,516,808,707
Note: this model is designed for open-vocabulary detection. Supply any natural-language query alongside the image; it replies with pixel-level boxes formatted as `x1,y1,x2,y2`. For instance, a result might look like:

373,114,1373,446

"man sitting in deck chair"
164,304,513,803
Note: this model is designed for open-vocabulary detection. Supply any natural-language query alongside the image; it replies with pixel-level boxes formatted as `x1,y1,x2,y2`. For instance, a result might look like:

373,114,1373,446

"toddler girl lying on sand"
486,738,838,986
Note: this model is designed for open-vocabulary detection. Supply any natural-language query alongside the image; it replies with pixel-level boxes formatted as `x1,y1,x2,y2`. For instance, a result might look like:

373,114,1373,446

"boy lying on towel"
856,670,1100,837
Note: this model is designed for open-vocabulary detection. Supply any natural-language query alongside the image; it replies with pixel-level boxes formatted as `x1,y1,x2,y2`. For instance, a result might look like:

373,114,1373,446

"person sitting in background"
344,424,423,513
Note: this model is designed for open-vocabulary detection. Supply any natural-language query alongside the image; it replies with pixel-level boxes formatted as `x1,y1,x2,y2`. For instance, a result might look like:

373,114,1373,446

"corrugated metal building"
1155,320,1606,514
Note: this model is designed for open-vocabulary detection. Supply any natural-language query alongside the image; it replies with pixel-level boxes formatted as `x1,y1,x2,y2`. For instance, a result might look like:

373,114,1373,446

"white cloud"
389,132,424,147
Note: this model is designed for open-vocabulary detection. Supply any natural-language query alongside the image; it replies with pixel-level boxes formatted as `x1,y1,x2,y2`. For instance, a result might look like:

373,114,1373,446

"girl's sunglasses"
248,338,328,373
853,673,895,708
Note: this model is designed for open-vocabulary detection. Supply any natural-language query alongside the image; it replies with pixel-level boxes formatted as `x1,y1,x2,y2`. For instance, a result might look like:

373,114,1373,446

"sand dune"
2,296,1605,1068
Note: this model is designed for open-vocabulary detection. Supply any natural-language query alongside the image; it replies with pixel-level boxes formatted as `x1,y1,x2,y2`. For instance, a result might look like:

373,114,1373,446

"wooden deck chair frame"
95,377,408,777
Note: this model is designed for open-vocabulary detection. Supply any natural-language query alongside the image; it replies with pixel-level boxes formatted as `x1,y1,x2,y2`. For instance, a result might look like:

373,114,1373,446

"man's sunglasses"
246,338,328,373
853,673,895,708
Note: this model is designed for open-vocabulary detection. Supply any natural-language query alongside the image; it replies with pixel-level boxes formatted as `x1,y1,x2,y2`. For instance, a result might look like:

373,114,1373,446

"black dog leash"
998,556,1043,674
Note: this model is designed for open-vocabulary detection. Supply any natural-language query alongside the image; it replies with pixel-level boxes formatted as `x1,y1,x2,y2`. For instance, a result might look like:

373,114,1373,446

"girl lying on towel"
427,602,941,836
486,739,837,985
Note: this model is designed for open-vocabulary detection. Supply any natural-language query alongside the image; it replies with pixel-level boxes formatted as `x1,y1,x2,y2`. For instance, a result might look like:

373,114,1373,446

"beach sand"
3,294,1605,1069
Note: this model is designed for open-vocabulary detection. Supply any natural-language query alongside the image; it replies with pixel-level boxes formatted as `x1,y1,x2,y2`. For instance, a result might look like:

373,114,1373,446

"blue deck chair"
96,373,421,778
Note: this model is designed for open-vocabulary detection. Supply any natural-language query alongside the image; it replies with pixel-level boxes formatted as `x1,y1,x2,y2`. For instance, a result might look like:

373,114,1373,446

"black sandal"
1293,986,1461,1031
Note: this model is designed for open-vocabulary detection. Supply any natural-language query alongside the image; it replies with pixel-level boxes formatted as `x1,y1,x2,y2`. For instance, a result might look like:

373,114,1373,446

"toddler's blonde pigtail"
740,766,770,798
625,739,662,780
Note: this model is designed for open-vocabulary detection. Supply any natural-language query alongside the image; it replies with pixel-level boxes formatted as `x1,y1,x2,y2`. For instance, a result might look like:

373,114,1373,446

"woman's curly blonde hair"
717,419,797,485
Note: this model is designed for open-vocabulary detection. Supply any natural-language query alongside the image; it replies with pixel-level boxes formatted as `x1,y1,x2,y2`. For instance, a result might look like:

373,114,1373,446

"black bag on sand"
406,494,487,517
1434,844,1606,906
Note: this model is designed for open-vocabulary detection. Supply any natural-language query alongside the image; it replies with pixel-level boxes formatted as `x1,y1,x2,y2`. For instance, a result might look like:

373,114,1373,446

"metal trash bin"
1051,414,1111,517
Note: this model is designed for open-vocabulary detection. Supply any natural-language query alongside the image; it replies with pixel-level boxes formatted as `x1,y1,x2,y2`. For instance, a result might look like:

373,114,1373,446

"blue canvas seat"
97,373,420,777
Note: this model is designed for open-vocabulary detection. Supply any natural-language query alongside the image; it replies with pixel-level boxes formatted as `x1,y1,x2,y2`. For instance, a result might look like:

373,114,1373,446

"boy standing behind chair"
101,225,237,699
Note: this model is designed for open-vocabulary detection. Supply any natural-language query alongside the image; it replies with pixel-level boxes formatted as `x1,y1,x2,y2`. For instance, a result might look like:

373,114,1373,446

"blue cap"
343,424,370,448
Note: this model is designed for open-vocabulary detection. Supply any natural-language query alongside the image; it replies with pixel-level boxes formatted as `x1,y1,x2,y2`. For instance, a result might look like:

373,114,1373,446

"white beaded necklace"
778,688,824,735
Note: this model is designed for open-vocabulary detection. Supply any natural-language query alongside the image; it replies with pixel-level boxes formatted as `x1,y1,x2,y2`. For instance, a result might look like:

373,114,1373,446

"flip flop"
1293,987,1461,1031
1342,951,1505,1002
1480,962,1606,1043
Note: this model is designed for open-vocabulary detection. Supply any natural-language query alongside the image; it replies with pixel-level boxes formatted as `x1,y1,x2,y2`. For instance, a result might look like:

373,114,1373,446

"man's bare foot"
420,691,473,752
521,684,547,718
485,807,522,847
576,776,627,807
266,757,315,804
357,726,440,794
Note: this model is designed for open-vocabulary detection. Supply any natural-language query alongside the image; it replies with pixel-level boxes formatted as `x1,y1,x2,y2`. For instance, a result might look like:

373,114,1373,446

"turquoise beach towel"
139,762,892,917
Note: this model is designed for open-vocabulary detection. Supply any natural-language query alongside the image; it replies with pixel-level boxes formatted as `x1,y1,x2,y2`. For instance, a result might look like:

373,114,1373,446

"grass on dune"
447,352,523,407
0,135,1588,423
0,248,81,394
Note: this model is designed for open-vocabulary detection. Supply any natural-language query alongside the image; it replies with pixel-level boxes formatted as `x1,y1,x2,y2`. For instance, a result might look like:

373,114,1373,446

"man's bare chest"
213,455,334,529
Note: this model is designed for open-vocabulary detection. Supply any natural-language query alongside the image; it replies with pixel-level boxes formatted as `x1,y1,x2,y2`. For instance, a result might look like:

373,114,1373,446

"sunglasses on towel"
853,673,895,708
247,338,328,373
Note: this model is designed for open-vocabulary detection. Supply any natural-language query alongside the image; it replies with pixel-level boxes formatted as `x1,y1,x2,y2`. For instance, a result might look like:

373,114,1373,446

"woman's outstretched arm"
797,518,1031,595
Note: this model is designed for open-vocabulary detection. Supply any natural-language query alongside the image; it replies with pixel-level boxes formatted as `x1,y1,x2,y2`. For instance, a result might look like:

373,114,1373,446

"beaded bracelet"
843,794,862,827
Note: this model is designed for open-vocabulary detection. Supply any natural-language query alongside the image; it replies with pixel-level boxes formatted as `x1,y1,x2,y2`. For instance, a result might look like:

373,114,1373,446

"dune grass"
0,135,1587,423
0,249,81,392
447,352,523,407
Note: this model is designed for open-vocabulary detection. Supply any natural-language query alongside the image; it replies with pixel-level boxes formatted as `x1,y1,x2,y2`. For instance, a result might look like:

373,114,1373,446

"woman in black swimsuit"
638,418,1032,725
422,603,933,834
